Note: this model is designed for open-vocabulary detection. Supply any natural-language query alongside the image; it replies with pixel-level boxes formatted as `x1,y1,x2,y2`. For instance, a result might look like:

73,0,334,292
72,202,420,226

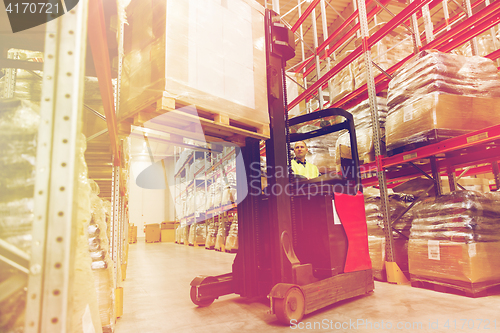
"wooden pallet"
386,129,470,157
410,275,500,298
225,248,238,253
122,95,270,146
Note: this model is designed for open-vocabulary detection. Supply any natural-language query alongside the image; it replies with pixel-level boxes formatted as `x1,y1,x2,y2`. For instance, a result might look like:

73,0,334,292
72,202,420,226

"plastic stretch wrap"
213,178,223,208
189,158,205,180
0,99,39,332
89,183,115,331
195,186,206,213
215,215,231,251
330,51,355,104
386,50,500,150
195,222,206,245
334,97,387,165
225,213,238,252
354,26,412,90
364,188,414,280
410,191,500,243
72,134,103,333
453,32,500,57
120,0,268,127
205,217,219,249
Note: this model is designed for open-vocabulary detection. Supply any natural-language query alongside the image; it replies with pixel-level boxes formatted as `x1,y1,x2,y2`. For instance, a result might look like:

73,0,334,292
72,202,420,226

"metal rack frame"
274,0,500,282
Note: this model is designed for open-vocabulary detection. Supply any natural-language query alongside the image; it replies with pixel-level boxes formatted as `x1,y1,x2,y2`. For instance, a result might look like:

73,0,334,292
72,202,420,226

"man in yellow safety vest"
291,141,319,180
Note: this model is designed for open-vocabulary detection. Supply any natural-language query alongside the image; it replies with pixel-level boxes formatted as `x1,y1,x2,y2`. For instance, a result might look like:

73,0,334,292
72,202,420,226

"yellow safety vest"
291,159,319,179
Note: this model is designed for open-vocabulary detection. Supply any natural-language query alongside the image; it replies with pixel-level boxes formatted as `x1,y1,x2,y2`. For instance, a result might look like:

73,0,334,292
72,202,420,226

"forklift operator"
291,141,320,180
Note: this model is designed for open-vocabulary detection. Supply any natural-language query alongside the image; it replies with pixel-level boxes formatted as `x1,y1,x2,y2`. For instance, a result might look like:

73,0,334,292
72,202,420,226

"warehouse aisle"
116,240,500,333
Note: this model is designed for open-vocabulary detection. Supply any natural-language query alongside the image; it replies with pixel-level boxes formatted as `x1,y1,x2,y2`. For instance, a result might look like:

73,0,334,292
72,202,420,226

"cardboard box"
160,221,177,230
386,93,500,148
161,229,175,242
128,225,137,244
145,224,160,243
121,0,268,128
409,239,500,283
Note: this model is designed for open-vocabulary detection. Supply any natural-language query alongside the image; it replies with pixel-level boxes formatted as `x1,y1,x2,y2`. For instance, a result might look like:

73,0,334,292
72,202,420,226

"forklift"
189,9,374,324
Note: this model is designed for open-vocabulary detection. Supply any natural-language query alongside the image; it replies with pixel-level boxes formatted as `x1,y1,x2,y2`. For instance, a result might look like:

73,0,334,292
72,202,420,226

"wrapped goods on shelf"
330,51,355,104
215,214,231,251
386,50,500,150
410,191,500,243
0,99,39,203
120,0,268,128
188,224,196,245
195,222,206,245
354,26,412,90
409,191,500,286
225,213,238,252
13,69,43,106
195,186,207,213
334,97,387,166
364,188,414,280
0,98,39,332
89,183,115,332
453,31,500,57
213,178,223,208
190,157,205,180
205,217,219,249
72,134,103,333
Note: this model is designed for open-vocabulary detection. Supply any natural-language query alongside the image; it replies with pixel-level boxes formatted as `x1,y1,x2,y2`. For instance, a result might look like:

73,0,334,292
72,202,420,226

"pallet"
205,245,215,250
123,96,270,146
410,275,500,298
225,248,238,253
386,129,471,157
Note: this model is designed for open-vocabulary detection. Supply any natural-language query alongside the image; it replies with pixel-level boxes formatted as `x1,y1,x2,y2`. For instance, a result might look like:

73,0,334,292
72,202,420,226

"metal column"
357,0,405,284
311,8,324,109
464,0,479,55
111,164,121,285
24,1,89,331
2,51,19,99
422,4,435,43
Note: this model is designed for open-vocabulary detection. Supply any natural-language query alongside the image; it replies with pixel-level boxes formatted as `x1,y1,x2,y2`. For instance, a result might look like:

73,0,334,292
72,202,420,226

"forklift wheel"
274,286,305,324
190,286,215,307
190,277,218,307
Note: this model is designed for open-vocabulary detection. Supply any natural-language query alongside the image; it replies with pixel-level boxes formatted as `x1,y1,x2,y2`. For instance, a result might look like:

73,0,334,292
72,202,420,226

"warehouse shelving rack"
0,0,130,331
273,0,500,283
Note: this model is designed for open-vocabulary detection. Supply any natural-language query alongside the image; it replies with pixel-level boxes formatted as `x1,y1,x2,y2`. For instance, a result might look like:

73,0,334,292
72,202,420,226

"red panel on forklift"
334,192,372,272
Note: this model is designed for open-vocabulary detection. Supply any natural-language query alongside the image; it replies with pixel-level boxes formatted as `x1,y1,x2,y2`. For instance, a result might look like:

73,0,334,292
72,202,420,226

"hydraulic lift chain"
283,57,299,248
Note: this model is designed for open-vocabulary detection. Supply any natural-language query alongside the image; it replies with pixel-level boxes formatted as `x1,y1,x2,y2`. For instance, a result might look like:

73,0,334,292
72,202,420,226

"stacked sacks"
89,182,115,332
224,212,238,252
364,187,414,281
205,216,218,249
72,134,103,333
0,99,39,332
409,191,500,289
386,50,500,151
335,97,388,167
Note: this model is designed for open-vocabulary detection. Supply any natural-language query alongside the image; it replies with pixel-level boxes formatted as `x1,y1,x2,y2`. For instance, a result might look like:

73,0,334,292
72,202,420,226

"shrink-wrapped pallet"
0,99,39,332
364,188,414,280
215,214,231,251
354,25,412,90
205,217,219,249
386,50,500,151
329,51,355,104
225,212,238,252
72,134,103,333
409,191,500,288
335,97,387,166
89,183,115,332
120,0,268,128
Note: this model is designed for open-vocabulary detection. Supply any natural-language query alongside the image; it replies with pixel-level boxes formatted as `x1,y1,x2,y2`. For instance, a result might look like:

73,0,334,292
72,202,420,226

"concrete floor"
116,239,500,333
